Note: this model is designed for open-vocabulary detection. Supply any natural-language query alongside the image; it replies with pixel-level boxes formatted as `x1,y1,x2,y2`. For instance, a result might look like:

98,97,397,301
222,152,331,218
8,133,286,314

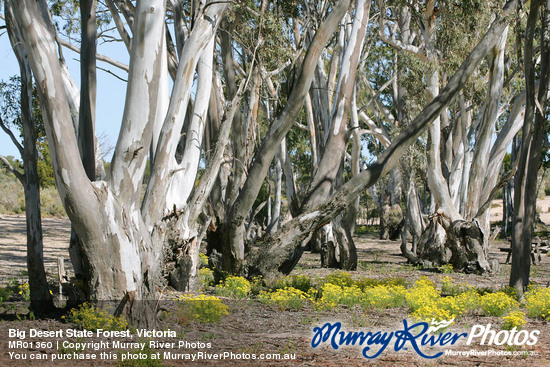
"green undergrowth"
63,302,128,331
174,261,550,330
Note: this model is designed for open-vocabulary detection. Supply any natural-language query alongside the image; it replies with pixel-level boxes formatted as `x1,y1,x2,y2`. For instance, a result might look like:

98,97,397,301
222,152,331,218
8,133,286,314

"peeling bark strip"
247,0,520,278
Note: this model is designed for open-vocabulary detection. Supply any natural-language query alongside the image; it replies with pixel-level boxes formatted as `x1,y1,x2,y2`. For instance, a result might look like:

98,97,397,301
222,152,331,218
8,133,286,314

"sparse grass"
0,173,24,214
0,171,65,216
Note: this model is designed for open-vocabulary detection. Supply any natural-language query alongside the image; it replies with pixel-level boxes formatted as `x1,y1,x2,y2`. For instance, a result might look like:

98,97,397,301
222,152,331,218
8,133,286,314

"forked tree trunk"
301,0,370,269
8,0,171,327
413,4,510,272
223,0,353,274
245,1,519,278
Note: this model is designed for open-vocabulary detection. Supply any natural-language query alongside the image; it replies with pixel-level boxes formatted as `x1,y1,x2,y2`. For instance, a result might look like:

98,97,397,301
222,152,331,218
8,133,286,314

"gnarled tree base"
319,219,357,270
414,218,496,274
152,212,201,293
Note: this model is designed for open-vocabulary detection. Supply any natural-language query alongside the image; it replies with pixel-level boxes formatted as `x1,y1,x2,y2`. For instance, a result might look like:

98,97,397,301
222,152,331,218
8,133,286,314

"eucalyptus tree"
5,0,524,325
0,12,54,313
377,0,529,273
246,0,520,278
6,0,230,325
5,0,367,324
296,0,371,270
510,0,550,296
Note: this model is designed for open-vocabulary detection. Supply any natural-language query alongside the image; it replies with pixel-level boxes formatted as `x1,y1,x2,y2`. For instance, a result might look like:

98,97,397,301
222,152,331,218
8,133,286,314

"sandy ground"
1,197,550,285
1,199,550,366
0,215,71,285
489,196,550,225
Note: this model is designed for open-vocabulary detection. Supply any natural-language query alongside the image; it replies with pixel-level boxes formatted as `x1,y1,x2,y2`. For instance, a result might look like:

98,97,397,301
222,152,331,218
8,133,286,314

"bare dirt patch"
1,211,550,366
0,214,71,284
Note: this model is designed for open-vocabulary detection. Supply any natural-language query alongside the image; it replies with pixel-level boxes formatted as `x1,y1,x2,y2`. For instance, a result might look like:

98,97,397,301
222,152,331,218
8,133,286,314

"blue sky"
0,28,128,162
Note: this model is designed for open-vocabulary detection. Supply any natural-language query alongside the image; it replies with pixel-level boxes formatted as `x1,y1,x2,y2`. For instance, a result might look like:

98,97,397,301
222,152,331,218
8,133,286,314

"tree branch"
0,154,23,181
475,159,519,220
248,0,521,277
104,0,132,51
377,0,427,62
58,38,129,71
0,115,24,154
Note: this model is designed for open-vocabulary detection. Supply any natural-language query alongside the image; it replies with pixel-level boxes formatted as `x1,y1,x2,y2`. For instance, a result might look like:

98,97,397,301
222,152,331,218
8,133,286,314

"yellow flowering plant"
524,286,550,320
362,285,406,309
176,294,228,323
405,277,440,312
502,311,526,330
479,292,519,317
215,276,251,299
258,287,309,311
64,302,128,331
411,300,455,323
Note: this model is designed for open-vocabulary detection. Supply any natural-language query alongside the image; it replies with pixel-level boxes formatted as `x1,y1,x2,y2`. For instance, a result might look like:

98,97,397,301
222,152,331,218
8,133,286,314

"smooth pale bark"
9,0,169,326
142,3,227,229
224,0,352,274
304,94,319,173
449,94,469,208
465,27,508,220
477,89,527,217
5,4,55,313
246,1,519,277
164,38,214,215
303,0,370,211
